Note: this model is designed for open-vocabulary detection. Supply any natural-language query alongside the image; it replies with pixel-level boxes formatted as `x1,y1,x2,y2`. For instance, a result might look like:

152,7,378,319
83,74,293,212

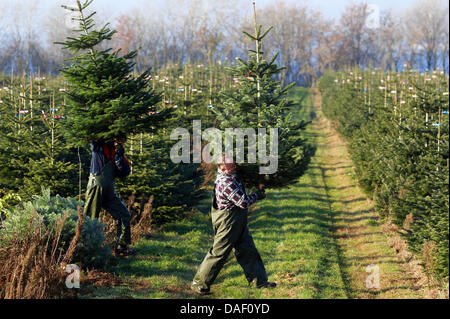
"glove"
115,147,125,158
255,189,266,200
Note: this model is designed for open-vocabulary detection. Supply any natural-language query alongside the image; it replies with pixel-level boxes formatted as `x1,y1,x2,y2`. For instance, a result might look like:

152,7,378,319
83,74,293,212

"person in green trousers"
191,156,276,295
83,136,136,256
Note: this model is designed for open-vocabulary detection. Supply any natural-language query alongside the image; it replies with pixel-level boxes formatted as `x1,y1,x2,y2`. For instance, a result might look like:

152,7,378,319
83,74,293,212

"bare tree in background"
338,2,373,68
126,10,165,71
173,0,241,64
314,19,345,74
404,0,448,71
440,3,449,72
42,2,78,73
256,2,326,86
115,14,135,55
0,1,7,66
376,10,404,71
0,0,50,73
259,1,299,86
213,0,247,64
0,0,448,80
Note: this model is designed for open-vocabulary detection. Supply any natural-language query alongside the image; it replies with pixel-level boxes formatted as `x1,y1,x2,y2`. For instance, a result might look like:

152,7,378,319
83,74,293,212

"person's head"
114,134,127,148
217,154,237,174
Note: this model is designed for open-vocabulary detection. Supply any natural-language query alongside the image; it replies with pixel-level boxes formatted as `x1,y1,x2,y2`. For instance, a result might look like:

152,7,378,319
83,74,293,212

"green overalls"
83,161,131,247
192,188,268,290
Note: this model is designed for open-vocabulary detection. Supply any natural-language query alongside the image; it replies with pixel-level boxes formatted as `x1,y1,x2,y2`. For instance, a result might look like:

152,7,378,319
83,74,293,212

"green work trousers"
83,161,131,246
192,199,268,290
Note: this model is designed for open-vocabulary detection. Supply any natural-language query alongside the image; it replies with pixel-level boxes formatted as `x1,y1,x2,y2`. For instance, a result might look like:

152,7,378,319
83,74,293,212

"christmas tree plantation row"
0,0,313,226
318,68,449,284
0,1,314,298
0,53,311,226
0,63,234,225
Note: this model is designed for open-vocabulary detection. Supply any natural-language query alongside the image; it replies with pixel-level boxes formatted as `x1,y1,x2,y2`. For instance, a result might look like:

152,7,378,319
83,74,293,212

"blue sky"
310,0,420,20
83,0,419,16
1,0,423,21
86,0,420,20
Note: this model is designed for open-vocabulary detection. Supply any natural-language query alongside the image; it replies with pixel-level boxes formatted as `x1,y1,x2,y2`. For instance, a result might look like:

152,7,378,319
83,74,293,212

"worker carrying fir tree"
191,155,276,295
83,135,136,256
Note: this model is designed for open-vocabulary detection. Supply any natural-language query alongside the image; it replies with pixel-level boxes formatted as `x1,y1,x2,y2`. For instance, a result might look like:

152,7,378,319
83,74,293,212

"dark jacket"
114,147,131,178
90,141,131,178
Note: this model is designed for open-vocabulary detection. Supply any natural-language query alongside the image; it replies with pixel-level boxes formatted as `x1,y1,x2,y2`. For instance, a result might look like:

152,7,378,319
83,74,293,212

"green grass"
82,86,348,299
81,87,430,299
288,86,315,122
311,89,429,299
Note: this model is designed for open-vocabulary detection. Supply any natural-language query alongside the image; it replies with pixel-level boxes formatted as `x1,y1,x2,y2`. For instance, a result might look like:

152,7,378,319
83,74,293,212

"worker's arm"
220,177,265,209
114,147,131,178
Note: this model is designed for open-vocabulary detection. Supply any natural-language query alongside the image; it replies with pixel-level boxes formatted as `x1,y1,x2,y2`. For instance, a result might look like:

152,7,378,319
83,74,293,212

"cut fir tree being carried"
212,3,313,189
58,0,170,146
57,0,204,232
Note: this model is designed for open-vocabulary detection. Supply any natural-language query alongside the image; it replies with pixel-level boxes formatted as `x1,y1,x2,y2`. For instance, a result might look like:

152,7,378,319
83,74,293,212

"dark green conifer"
58,0,168,145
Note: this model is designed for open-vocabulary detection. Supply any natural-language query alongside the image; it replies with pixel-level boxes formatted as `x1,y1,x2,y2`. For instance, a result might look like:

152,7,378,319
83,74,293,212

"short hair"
217,154,234,168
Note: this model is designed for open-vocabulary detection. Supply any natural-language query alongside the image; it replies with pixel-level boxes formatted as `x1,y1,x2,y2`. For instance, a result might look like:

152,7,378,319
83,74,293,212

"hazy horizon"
0,0,424,22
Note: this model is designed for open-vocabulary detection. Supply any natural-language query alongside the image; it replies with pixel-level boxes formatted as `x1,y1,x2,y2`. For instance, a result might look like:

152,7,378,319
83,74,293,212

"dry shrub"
0,207,84,299
423,241,439,284
98,209,116,245
82,269,122,287
99,194,155,246
131,195,154,241
398,187,408,199
403,213,414,230
383,220,442,296
387,231,412,261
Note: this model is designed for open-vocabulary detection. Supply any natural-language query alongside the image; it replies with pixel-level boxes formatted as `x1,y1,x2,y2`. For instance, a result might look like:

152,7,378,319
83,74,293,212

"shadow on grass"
335,232,384,239
307,165,353,171
334,215,378,223
271,192,367,205
295,183,355,191
90,90,375,298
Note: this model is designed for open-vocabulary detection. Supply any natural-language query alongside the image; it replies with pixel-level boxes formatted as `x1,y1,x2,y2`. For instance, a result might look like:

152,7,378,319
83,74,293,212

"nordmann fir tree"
0,75,77,200
213,3,312,189
317,69,449,282
0,84,36,198
57,0,169,146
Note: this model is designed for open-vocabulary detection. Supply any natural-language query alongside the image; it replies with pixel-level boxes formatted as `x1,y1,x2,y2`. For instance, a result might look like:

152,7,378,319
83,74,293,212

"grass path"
82,88,429,299
310,89,429,298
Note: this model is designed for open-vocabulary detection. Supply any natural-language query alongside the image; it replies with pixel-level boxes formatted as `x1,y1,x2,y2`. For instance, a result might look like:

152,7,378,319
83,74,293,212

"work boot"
191,281,211,295
250,278,277,289
257,281,277,289
114,244,137,257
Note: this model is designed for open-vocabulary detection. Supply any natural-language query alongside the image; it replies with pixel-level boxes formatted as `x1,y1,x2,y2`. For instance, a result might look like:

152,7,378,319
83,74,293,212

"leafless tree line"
0,0,448,86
